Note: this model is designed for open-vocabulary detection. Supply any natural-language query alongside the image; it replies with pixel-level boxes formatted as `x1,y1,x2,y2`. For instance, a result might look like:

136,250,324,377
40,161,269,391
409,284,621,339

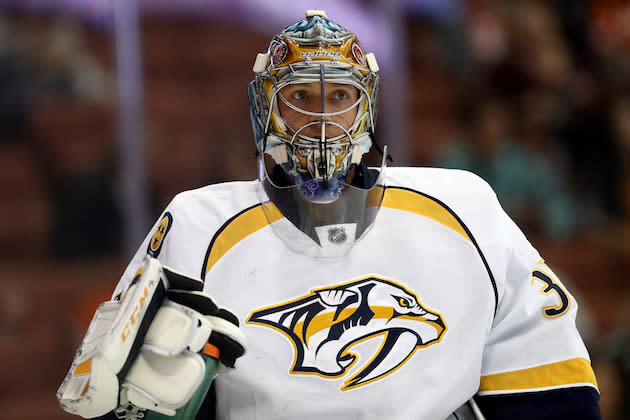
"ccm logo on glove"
121,286,149,342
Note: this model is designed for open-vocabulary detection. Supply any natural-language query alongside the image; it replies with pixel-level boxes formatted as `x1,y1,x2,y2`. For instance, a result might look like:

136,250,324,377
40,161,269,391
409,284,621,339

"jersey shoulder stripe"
383,185,498,313
382,186,471,242
200,202,283,279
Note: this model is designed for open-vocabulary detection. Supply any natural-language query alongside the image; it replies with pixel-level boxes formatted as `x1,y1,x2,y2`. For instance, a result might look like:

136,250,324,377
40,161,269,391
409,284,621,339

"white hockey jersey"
113,167,597,420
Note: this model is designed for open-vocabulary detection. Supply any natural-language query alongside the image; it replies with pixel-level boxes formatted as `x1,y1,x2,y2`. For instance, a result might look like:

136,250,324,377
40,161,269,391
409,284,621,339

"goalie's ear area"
162,266,204,291
167,290,220,316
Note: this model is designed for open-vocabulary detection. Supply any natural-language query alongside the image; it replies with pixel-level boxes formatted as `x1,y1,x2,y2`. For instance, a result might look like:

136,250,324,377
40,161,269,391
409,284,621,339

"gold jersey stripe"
479,357,598,392
381,188,472,242
204,203,283,276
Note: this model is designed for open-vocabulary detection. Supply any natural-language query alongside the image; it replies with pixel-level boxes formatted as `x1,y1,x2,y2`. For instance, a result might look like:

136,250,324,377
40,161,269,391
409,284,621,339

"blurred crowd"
410,0,630,239
0,1,629,418
0,11,116,260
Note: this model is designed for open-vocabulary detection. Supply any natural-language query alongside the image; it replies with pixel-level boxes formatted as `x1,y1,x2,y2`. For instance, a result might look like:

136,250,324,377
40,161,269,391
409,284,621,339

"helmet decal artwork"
248,10,381,200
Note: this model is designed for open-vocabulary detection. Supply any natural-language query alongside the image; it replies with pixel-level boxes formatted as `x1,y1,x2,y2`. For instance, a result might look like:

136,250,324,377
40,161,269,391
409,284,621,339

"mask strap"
369,132,393,163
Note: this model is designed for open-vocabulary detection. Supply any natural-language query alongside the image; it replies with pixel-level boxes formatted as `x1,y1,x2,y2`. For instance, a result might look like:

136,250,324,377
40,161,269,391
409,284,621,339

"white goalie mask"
247,10,387,255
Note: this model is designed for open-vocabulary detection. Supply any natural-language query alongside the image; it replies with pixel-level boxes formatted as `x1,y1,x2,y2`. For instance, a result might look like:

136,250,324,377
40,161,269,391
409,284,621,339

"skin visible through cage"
277,82,360,139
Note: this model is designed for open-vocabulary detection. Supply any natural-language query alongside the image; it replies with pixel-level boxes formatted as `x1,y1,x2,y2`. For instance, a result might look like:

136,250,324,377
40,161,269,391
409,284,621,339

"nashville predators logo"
147,212,172,258
247,276,446,390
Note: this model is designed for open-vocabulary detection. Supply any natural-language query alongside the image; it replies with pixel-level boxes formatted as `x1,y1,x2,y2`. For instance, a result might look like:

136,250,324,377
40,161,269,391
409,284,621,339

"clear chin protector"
257,151,386,256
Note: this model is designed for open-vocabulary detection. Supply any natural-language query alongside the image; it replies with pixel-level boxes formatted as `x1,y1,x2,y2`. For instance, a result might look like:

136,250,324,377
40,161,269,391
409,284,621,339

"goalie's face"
277,82,360,138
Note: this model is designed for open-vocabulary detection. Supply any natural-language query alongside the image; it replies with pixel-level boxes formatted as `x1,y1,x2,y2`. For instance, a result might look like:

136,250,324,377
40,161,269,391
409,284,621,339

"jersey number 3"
531,264,570,319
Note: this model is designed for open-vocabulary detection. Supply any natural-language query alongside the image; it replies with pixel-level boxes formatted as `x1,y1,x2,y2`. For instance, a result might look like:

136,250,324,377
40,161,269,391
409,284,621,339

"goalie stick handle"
144,355,218,420
469,397,486,420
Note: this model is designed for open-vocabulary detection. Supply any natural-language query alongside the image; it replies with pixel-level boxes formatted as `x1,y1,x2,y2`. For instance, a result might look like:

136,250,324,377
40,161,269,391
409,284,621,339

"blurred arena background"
0,0,628,418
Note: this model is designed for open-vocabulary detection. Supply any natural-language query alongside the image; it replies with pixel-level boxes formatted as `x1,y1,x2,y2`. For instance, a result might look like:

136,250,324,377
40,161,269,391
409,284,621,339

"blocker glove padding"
57,257,247,418
166,288,246,370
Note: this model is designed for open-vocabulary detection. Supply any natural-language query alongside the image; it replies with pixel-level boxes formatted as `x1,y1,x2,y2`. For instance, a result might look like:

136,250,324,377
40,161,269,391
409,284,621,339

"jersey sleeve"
478,194,599,397
111,205,177,300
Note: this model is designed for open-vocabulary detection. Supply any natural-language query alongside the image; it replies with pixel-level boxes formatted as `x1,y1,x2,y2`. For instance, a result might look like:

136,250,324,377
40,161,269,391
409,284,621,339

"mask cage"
250,61,379,188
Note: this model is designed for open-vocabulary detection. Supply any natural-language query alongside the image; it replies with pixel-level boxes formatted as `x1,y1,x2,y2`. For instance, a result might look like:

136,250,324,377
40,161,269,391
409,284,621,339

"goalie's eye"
292,90,308,101
332,90,347,100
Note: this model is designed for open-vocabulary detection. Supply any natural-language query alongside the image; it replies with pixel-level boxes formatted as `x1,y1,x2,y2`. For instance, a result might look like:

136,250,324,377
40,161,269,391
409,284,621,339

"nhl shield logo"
328,227,347,244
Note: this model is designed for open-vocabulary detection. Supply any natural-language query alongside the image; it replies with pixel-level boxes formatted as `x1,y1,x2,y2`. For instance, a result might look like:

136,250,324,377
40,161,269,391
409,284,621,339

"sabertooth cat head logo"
247,277,446,390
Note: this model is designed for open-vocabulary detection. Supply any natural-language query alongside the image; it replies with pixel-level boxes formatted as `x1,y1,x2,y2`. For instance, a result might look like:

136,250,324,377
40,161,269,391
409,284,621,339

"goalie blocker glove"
57,257,247,418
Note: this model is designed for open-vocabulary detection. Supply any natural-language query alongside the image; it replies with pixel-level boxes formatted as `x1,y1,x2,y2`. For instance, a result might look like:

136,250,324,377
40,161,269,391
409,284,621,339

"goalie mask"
248,10,386,256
